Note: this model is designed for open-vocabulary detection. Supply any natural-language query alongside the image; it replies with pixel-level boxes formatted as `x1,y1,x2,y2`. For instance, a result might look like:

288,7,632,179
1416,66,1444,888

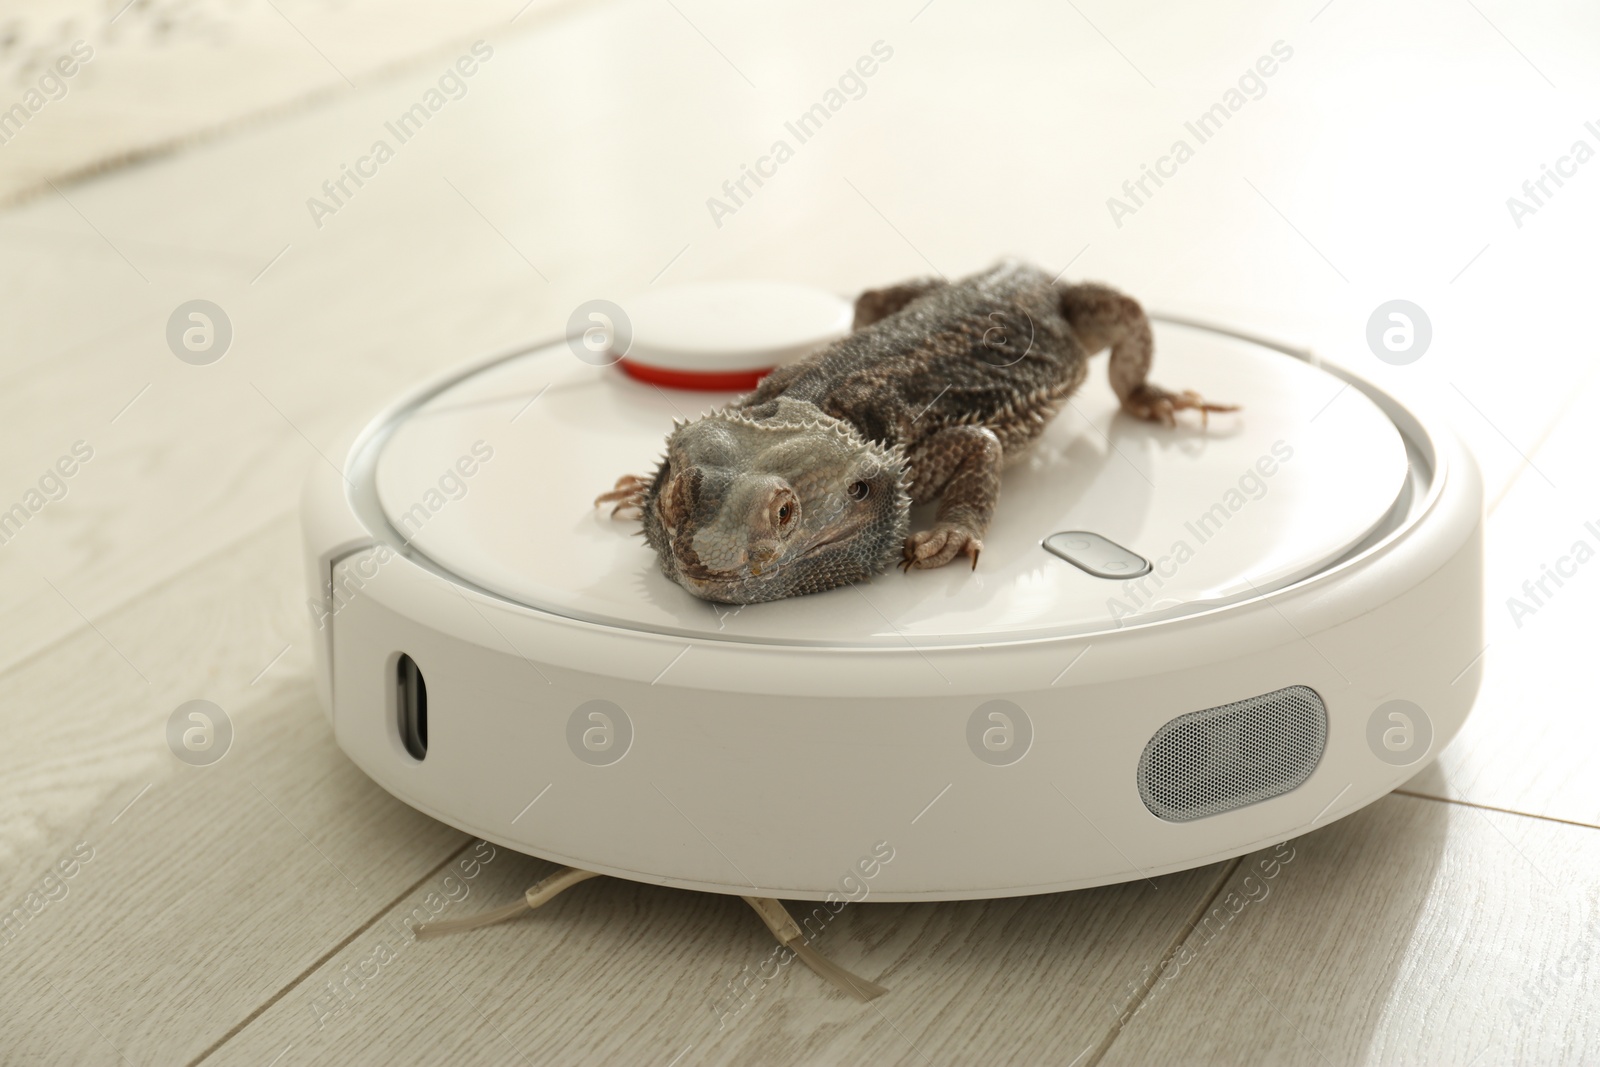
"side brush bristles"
413,866,601,938
742,896,888,1000
411,869,890,1000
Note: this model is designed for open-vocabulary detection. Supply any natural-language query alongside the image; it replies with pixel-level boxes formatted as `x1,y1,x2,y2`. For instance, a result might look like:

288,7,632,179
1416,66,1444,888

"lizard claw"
596,474,648,520
1123,385,1239,429
902,525,983,571
594,474,647,505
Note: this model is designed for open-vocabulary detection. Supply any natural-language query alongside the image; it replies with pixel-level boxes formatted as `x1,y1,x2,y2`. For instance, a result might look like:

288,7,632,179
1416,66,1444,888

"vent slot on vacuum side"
1137,685,1327,822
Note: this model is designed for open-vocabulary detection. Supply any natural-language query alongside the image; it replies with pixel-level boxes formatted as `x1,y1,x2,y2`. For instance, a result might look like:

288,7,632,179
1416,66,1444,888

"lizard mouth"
670,530,845,585
795,532,851,561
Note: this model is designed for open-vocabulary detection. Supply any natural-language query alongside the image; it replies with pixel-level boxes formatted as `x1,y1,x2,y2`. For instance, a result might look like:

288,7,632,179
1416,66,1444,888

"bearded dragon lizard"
596,259,1235,603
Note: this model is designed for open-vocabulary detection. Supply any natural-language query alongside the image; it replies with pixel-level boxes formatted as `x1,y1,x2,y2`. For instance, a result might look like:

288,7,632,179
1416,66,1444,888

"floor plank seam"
1392,788,1600,833
1081,856,1245,1067
0,505,298,687
183,837,477,1067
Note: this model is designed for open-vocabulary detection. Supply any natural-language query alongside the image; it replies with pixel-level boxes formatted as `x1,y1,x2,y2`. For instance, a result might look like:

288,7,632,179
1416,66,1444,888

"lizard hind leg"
851,276,947,330
594,474,649,519
1058,281,1238,428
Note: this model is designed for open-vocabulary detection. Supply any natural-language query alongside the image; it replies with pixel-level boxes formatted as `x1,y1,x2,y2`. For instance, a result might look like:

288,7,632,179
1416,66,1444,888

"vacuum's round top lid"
368,308,1409,647
619,280,853,373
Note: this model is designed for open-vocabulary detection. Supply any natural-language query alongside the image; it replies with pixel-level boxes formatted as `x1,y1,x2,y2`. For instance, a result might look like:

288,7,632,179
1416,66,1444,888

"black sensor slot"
397,654,428,760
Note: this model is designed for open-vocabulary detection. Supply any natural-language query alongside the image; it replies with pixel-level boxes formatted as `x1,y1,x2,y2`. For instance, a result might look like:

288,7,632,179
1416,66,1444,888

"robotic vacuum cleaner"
301,281,1483,902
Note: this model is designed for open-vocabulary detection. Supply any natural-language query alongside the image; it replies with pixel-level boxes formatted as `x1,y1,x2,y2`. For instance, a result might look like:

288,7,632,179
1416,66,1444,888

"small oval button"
1042,530,1151,580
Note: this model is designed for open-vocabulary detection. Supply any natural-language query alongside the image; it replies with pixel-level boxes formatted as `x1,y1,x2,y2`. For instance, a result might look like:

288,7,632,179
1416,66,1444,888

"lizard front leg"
901,425,1002,570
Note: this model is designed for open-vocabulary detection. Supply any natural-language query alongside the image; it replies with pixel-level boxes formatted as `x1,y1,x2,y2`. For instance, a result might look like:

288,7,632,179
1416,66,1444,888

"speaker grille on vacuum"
1137,685,1327,822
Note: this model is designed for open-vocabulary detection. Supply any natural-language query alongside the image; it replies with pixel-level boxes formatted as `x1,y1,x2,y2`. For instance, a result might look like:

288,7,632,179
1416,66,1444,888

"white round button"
623,280,853,373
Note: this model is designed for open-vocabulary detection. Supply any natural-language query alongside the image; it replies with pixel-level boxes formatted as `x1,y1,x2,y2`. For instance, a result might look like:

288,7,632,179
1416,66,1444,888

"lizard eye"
847,480,870,501
770,487,800,534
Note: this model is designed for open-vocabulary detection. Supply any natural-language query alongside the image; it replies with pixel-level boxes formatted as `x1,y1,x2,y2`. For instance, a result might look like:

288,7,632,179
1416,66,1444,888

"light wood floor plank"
200,848,1228,1067
0,0,578,207
0,513,468,1065
1097,794,1600,1066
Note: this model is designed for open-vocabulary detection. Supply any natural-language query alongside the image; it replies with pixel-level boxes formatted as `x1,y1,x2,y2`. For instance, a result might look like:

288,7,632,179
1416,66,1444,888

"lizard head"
639,398,910,604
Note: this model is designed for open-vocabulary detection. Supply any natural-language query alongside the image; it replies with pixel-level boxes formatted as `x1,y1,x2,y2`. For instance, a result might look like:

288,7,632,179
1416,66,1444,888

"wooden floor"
4,1,1598,1063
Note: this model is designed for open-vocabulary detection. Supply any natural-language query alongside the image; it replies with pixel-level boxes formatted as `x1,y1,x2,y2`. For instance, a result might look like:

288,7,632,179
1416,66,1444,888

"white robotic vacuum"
301,280,1483,903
